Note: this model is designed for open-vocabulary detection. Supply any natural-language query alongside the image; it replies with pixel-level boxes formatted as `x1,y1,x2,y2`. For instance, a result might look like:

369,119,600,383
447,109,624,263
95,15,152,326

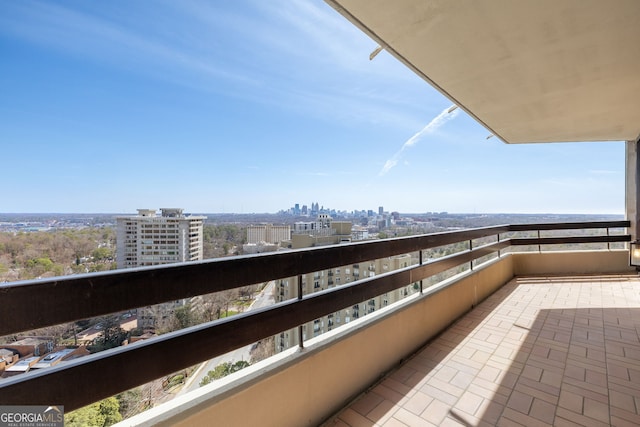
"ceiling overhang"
326,0,640,143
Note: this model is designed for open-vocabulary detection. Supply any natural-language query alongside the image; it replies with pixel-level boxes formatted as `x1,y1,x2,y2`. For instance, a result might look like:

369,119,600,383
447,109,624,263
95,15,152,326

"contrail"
379,105,459,176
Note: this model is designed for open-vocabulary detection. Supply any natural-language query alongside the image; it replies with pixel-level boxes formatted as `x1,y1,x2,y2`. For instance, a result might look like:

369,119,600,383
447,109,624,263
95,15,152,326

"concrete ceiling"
326,0,640,144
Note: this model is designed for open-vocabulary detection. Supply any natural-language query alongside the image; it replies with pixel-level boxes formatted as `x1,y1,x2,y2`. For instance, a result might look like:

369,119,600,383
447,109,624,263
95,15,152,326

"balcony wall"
512,250,631,275
121,249,632,427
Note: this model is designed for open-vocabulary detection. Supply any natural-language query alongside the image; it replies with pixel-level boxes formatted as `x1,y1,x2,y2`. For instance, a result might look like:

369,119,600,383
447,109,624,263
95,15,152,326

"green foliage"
88,316,128,352
22,257,59,278
0,227,115,282
65,397,122,427
99,398,122,426
69,264,86,274
202,224,246,258
173,304,196,330
219,310,238,318
199,360,250,386
25,257,53,270
165,374,185,390
204,224,244,242
90,264,104,272
92,247,113,261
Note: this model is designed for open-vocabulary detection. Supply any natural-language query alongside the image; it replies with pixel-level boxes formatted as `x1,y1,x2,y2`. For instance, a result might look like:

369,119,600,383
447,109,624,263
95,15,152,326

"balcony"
328,273,640,426
0,220,632,426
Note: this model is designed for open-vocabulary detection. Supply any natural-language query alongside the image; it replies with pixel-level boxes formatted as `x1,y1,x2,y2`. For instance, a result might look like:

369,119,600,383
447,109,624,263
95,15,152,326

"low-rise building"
246,224,290,245
0,349,19,373
3,337,54,358
2,356,40,378
31,348,75,369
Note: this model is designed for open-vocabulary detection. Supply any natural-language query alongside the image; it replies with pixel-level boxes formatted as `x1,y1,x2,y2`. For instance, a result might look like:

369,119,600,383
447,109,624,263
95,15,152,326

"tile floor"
324,274,640,426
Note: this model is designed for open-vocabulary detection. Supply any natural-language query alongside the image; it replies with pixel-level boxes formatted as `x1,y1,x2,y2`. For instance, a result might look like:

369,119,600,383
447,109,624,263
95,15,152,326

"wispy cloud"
379,106,459,176
0,0,435,131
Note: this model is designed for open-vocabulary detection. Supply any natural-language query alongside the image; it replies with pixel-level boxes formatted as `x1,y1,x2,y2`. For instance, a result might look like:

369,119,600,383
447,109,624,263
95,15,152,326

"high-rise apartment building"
116,208,206,330
275,215,418,352
116,208,205,269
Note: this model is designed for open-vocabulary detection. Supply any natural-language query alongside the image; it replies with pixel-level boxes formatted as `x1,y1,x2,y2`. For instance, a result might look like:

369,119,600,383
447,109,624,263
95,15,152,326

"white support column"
626,139,640,241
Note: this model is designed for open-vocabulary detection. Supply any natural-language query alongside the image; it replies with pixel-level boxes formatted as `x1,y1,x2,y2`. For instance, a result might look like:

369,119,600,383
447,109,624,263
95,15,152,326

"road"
179,281,276,394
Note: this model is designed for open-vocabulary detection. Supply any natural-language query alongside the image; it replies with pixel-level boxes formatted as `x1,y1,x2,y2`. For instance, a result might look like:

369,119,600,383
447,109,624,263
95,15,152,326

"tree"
92,247,113,262
239,285,256,301
197,290,239,320
218,289,239,318
98,398,122,426
24,257,55,278
198,292,223,322
116,388,143,419
202,224,246,259
172,304,196,330
65,397,122,427
199,361,250,386
29,322,74,345
88,315,128,352
0,227,116,282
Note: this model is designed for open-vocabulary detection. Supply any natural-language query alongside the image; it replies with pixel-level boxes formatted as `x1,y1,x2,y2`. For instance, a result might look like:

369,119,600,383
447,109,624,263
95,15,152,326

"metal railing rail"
0,221,630,410
0,224,511,336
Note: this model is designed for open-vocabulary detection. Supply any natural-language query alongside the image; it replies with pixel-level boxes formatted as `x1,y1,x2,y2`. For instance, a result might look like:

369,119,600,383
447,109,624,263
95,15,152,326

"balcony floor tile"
324,274,640,427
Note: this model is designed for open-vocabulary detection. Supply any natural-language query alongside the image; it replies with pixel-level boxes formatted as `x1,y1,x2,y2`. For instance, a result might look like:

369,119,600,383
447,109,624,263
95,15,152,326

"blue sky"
0,0,625,214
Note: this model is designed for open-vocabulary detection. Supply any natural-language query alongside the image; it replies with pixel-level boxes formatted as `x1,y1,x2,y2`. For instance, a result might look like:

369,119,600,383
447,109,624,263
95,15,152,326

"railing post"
419,250,424,293
469,239,474,270
537,230,541,253
298,274,304,349
607,227,611,250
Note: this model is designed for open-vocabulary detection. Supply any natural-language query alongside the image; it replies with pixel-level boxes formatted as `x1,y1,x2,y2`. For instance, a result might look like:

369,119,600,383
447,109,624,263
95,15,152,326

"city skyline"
0,1,625,215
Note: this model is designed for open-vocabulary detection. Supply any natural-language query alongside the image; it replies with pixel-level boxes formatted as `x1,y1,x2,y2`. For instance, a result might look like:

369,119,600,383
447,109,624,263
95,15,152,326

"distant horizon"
0,211,625,217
